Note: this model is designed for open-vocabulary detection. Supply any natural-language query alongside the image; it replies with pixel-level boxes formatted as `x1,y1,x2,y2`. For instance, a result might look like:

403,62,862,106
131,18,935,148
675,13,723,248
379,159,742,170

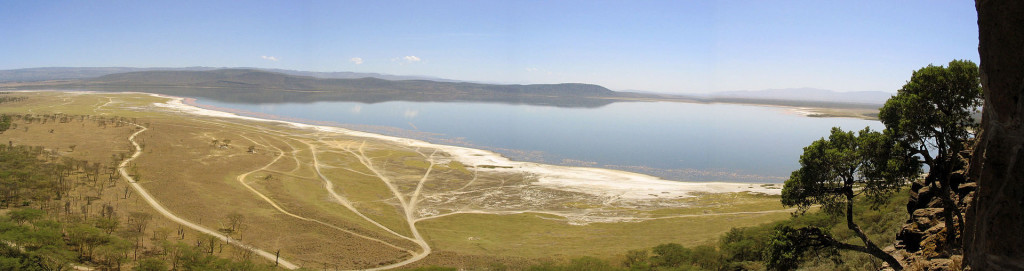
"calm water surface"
196,99,881,183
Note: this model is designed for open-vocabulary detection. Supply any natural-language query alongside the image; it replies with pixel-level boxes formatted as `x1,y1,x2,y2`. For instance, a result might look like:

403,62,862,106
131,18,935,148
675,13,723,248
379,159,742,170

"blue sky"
1,1,978,94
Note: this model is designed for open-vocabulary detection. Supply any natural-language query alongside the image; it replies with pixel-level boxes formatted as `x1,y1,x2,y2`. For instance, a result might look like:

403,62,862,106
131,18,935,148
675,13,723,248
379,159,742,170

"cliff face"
894,157,974,270
965,0,1024,270
891,2,1024,270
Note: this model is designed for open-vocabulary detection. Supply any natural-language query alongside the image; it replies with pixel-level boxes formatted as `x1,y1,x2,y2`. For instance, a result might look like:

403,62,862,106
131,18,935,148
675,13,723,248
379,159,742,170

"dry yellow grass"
0,91,795,270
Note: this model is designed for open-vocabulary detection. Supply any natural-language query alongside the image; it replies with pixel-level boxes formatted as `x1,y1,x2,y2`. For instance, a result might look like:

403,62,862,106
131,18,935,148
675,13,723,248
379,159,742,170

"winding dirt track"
117,123,300,269
234,134,415,253
309,141,433,271
105,96,790,270
185,118,434,270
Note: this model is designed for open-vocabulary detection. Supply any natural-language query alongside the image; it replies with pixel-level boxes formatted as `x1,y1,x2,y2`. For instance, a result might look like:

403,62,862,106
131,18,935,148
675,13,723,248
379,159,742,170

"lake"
194,99,882,183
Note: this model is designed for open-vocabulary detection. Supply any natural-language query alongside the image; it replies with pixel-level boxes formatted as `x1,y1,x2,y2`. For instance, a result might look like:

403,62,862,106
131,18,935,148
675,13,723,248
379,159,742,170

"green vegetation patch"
417,211,791,259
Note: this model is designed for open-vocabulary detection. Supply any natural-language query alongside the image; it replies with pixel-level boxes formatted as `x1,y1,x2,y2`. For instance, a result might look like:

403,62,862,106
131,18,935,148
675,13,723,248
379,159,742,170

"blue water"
196,99,881,183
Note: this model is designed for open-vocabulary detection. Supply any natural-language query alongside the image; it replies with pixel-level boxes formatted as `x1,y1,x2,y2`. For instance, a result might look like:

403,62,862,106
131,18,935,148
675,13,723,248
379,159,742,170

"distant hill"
0,67,459,83
709,88,892,106
2,67,889,110
73,69,619,107
260,68,461,82
0,67,217,82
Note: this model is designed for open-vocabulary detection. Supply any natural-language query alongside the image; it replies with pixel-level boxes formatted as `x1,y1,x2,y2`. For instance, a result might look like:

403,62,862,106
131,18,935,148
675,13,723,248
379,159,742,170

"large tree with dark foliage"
879,60,983,249
768,127,919,270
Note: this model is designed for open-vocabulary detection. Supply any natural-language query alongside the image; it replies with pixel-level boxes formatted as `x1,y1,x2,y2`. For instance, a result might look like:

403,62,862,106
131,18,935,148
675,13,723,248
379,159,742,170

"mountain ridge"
0,66,458,83
69,69,619,107
708,87,892,105
3,67,887,110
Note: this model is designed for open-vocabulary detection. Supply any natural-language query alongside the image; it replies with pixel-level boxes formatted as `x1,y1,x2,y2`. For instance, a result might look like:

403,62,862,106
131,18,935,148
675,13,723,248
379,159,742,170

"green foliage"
650,243,691,268
0,115,11,133
763,226,803,271
0,215,75,271
719,227,771,262
0,139,282,270
877,59,982,257
8,208,44,225
134,257,169,271
763,226,843,271
624,249,650,269
775,127,914,270
781,127,917,215
566,256,622,271
879,60,982,170
0,144,83,207
0,95,27,104
689,245,724,270
3,210,278,271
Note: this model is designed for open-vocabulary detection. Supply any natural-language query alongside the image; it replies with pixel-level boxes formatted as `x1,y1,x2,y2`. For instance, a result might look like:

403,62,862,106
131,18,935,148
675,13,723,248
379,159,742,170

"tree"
226,212,244,233
878,59,982,248
68,223,110,261
9,208,44,225
623,249,649,269
0,115,11,133
127,212,152,260
770,127,918,270
95,217,119,235
96,238,132,270
650,243,691,268
127,212,152,233
720,227,769,262
134,257,168,271
764,226,839,271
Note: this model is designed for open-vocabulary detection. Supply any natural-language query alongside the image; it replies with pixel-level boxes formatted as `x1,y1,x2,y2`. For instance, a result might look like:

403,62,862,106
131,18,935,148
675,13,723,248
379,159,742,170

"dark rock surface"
893,176,971,269
964,0,1024,270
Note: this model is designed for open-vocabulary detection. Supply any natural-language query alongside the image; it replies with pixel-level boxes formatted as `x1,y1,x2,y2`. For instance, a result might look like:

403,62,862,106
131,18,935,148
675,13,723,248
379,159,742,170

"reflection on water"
194,99,881,183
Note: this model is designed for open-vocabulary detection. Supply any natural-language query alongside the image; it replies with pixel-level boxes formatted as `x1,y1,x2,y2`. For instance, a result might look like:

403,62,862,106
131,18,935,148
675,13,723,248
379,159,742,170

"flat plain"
0,91,792,270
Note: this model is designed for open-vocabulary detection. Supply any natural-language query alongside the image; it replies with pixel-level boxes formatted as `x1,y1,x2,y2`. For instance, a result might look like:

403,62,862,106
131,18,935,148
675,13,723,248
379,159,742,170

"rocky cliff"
893,154,975,270
964,0,1024,270
891,1,1024,270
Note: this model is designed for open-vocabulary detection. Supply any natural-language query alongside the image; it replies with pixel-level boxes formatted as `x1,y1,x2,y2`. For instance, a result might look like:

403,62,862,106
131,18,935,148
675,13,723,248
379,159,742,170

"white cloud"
260,55,279,61
350,57,363,65
403,55,421,63
525,67,539,72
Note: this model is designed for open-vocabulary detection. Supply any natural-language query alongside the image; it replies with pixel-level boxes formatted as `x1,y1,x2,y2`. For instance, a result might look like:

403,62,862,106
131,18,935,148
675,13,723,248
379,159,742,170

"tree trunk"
925,159,965,254
846,193,903,270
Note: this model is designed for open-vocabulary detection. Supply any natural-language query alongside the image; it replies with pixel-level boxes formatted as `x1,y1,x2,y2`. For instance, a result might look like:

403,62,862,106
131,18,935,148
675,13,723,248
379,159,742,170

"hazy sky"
1,1,978,94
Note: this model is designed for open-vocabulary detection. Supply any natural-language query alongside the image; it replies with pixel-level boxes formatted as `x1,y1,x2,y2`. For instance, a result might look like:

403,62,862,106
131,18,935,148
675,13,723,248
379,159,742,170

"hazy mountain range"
706,88,893,105
0,67,457,83
0,67,890,107
6,68,617,107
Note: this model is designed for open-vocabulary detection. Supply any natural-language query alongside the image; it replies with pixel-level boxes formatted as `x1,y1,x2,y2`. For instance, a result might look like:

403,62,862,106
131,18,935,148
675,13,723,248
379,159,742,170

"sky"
0,1,979,94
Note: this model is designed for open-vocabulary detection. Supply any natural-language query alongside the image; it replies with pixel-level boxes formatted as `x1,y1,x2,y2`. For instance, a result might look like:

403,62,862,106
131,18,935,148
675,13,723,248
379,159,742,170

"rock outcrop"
893,164,974,270
890,2,1024,270
964,0,1024,270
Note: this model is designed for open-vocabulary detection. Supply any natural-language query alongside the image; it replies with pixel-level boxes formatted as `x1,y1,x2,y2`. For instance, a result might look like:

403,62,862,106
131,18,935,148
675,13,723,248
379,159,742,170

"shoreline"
148,94,782,199
178,98,787,183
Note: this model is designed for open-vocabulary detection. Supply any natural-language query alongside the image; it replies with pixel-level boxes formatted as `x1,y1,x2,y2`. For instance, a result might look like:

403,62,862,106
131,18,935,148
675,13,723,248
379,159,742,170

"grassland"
0,91,794,270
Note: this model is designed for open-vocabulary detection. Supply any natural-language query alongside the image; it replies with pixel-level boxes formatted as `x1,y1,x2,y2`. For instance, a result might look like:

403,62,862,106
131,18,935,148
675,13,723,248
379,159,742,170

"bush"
651,243,691,268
